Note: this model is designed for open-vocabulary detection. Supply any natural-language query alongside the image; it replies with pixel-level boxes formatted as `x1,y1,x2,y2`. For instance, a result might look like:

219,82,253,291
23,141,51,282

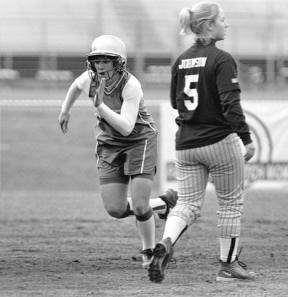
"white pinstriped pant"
170,133,244,238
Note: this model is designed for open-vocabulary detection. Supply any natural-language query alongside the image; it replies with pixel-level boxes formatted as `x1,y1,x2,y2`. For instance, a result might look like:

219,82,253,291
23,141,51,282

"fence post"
134,18,144,81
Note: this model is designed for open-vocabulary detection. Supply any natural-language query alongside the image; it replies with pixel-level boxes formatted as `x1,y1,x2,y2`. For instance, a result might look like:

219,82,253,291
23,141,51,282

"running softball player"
58,35,177,268
148,2,256,282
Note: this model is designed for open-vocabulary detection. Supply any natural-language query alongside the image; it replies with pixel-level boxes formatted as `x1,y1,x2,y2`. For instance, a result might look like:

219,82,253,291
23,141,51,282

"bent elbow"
119,123,134,136
120,127,133,136
121,131,131,137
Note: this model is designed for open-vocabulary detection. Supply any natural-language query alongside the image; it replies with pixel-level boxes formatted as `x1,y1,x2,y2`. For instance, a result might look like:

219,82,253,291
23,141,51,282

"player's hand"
58,111,70,134
94,78,106,107
244,142,255,162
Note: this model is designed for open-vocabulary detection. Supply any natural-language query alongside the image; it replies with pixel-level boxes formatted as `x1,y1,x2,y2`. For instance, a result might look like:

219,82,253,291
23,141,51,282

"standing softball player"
148,2,256,282
58,35,178,268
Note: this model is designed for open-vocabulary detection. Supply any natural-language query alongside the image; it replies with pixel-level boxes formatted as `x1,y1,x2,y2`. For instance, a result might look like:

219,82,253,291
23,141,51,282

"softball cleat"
148,237,173,283
158,189,178,220
216,258,256,281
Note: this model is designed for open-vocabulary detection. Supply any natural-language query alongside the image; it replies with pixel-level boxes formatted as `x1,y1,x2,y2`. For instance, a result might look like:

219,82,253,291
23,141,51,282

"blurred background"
0,0,288,93
1,3,288,295
1,0,288,193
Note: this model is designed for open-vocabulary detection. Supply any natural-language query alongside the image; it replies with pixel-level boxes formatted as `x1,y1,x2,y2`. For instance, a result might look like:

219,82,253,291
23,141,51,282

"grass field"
1,99,288,296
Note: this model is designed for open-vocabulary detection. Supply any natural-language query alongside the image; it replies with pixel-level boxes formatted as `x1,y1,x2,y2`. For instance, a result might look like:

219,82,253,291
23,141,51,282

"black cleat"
158,189,178,220
148,237,173,283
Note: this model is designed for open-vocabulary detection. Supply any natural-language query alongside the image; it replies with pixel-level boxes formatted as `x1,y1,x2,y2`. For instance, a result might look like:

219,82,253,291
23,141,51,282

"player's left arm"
216,57,251,142
220,90,255,162
217,56,256,161
95,77,141,136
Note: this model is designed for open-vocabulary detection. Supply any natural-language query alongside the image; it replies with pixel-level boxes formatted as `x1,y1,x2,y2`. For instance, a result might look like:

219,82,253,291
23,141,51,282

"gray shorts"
95,132,157,183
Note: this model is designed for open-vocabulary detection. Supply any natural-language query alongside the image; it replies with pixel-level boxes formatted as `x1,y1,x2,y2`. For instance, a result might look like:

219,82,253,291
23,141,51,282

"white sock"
219,237,239,263
136,215,155,250
127,197,133,210
128,197,166,214
149,197,166,210
163,216,187,245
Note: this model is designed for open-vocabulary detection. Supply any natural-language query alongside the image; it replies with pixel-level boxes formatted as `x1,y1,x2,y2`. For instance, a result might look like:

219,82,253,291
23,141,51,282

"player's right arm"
58,71,90,134
58,81,82,134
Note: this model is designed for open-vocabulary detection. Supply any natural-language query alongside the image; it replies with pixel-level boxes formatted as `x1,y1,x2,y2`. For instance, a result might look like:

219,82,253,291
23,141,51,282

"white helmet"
89,35,127,61
87,35,127,79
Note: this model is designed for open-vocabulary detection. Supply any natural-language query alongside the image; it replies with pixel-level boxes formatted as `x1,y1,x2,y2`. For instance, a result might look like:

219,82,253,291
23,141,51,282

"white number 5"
183,74,199,111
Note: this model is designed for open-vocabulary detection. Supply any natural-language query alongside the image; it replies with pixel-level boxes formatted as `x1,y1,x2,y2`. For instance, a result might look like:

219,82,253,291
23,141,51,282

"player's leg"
95,141,135,218
125,133,159,267
149,148,209,283
209,134,244,261
127,188,178,220
162,148,209,244
209,133,255,281
99,177,131,218
130,174,155,267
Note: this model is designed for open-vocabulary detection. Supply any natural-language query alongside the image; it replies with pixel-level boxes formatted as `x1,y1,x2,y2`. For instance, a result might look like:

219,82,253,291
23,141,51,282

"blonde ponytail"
179,2,221,45
179,8,193,35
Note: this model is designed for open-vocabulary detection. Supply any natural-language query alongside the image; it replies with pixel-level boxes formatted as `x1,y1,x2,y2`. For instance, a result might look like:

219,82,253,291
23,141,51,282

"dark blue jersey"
170,40,251,150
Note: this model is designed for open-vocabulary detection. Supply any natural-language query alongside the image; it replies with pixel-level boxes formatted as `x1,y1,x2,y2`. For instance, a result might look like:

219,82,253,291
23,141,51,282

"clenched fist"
244,142,256,162
58,111,70,134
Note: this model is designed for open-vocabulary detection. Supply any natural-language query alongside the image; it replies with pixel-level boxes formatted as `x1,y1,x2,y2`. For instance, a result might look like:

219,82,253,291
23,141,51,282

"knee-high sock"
149,198,166,211
219,237,239,263
136,213,155,250
163,215,187,245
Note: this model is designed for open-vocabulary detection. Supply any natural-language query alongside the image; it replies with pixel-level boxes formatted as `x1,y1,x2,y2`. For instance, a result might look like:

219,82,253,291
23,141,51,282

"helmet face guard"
87,54,125,79
87,35,127,80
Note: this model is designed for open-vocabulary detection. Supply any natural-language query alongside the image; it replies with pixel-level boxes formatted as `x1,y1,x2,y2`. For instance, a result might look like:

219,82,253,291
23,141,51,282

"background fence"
1,0,288,193
0,0,288,89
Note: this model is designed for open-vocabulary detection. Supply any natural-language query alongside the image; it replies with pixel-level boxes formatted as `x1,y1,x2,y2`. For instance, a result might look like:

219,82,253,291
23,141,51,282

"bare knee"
100,184,129,219
135,208,153,222
105,206,129,219
133,201,150,217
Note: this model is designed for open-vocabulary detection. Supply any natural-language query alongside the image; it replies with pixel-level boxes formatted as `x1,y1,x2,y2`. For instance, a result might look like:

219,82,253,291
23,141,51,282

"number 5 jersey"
170,40,251,150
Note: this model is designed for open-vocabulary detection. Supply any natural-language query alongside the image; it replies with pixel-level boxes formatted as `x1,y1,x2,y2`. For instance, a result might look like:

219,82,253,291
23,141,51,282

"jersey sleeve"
122,74,143,101
220,90,252,145
170,61,178,109
74,71,91,95
215,53,241,94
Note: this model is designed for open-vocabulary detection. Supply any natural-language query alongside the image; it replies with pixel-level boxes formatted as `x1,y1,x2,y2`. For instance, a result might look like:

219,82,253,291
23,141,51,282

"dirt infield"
1,187,288,297
1,101,288,296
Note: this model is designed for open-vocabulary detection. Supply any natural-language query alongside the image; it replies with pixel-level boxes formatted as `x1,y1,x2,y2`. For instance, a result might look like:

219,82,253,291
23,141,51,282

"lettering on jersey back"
179,57,207,69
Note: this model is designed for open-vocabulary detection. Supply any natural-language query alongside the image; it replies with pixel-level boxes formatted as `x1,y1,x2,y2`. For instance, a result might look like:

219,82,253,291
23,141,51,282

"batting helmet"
87,35,127,78
90,35,127,61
